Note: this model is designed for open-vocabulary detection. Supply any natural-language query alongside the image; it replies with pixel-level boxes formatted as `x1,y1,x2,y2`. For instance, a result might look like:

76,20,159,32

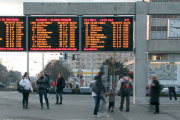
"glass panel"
157,26,161,31
151,15,157,18
162,32,167,39
157,19,162,26
157,15,162,18
151,26,156,31
168,15,173,18
156,32,161,39
151,19,156,26
162,26,167,31
163,0,168,1
162,19,167,26
151,32,156,39
163,15,167,18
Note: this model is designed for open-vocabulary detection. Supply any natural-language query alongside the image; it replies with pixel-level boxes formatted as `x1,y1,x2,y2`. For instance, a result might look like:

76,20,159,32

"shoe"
153,112,159,114
97,115,101,117
126,110,129,112
119,108,123,111
170,98,172,100
111,109,114,112
25,100,29,109
175,98,177,100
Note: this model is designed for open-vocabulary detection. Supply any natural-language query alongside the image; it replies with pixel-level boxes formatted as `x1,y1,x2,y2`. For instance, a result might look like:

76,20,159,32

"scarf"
56,77,59,85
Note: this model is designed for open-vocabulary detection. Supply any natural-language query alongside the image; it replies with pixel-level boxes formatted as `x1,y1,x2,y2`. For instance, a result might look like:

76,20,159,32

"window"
87,67,90,69
93,55,95,57
162,32,167,39
71,63,74,65
156,32,161,39
97,63,101,66
130,53,133,58
87,55,90,57
157,19,162,26
103,55,106,58
82,59,84,61
97,59,102,61
97,55,102,57
151,18,156,26
162,19,167,26
87,59,90,62
82,55,84,57
87,63,90,66
82,63,85,65
151,32,156,39
76,63,79,65
93,59,95,61
76,54,80,57
124,55,127,58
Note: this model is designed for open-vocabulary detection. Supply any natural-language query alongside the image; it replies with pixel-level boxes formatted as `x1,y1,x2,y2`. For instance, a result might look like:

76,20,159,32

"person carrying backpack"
117,72,132,112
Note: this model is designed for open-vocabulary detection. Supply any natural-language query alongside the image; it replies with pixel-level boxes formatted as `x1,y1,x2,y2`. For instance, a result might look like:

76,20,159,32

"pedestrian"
90,78,99,106
19,72,33,109
168,87,177,100
52,81,56,88
56,73,65,105
43,70,50,104
36,72,50,109
93,71,107,118
117,72,132,112
107,89,117,112
149,74,160,114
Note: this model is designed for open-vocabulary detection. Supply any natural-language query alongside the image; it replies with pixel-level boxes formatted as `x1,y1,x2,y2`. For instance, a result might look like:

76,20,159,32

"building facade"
67,52,134,70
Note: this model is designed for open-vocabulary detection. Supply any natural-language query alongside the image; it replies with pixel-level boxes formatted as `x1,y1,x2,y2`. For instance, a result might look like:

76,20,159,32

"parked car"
161,87,178,93
0,82,6,88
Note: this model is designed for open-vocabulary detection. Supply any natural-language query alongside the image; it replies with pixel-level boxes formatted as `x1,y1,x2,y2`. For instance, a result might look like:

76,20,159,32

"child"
107,89,117,112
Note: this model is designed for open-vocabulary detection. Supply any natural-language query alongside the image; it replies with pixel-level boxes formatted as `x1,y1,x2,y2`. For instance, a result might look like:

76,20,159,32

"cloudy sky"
0,0,141,77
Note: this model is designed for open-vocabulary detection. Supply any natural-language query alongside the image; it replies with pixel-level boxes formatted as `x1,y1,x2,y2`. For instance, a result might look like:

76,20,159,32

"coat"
108,92,116,102
45,74,50,88
56,77,64,93
19,77,33,92
96,76,106,94
36,76,49,94
168,87,175,92
150,80,160,103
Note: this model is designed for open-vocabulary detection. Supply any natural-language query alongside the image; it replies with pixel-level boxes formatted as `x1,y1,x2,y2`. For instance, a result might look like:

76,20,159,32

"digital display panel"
28,17,79,51
82,17,133,51
0,17,26,51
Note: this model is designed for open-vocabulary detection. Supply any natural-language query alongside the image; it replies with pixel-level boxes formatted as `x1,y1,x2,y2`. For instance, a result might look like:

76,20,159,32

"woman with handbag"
56,73,65,105
36,72,50,109
19,72,33,109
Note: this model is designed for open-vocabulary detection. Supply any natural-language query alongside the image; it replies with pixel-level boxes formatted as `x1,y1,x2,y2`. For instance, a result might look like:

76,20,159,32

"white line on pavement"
118,111,134,120
102,110,114,120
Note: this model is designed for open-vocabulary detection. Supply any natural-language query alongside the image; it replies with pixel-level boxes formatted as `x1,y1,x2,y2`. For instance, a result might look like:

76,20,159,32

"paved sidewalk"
0,91,180,120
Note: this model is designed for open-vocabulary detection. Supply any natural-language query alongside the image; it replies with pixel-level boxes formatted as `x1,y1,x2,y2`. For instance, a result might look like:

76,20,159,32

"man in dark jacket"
168,87,177,100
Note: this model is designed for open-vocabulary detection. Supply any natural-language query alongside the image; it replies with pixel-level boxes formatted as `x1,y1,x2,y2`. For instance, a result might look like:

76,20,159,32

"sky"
0,0,141,77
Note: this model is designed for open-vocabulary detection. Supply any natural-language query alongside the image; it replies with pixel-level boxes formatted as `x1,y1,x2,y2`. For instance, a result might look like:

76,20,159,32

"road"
0,91,180,120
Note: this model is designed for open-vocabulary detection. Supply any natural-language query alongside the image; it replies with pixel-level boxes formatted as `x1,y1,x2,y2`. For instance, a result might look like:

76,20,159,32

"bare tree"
44,60,71,82
0,64,10,84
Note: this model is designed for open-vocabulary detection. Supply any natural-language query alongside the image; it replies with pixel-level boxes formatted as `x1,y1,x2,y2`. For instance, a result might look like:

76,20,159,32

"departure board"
28,17,79,51
82,17,133,51
0,17,26,51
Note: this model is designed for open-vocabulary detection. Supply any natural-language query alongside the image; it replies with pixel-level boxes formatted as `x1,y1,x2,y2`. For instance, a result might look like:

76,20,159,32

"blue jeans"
56,92,62,98
39,93,47,100
94,94,101,115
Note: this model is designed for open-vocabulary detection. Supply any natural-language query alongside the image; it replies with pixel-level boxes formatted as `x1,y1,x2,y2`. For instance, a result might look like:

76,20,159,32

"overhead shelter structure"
23,2,180,105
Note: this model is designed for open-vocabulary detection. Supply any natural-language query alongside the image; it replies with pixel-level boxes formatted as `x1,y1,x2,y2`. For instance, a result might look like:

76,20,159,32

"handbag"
17,80,25,92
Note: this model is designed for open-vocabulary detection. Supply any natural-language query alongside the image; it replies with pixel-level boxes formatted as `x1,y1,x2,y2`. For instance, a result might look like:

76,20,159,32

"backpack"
121,77,132,95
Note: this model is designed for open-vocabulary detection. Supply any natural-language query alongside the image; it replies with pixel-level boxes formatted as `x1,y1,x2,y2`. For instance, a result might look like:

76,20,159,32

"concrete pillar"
133,2,148,105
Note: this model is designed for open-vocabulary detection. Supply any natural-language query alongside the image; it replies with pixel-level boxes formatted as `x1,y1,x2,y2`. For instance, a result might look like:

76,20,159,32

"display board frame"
0,16,26,51
27,16,80,52
81,16,134,52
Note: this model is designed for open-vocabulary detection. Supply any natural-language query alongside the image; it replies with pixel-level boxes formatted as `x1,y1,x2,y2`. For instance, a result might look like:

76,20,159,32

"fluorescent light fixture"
150,62,170,64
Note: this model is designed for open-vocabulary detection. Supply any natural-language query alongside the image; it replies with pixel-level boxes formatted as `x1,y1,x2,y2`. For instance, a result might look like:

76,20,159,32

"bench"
63,88,72,94
80,88,91,94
